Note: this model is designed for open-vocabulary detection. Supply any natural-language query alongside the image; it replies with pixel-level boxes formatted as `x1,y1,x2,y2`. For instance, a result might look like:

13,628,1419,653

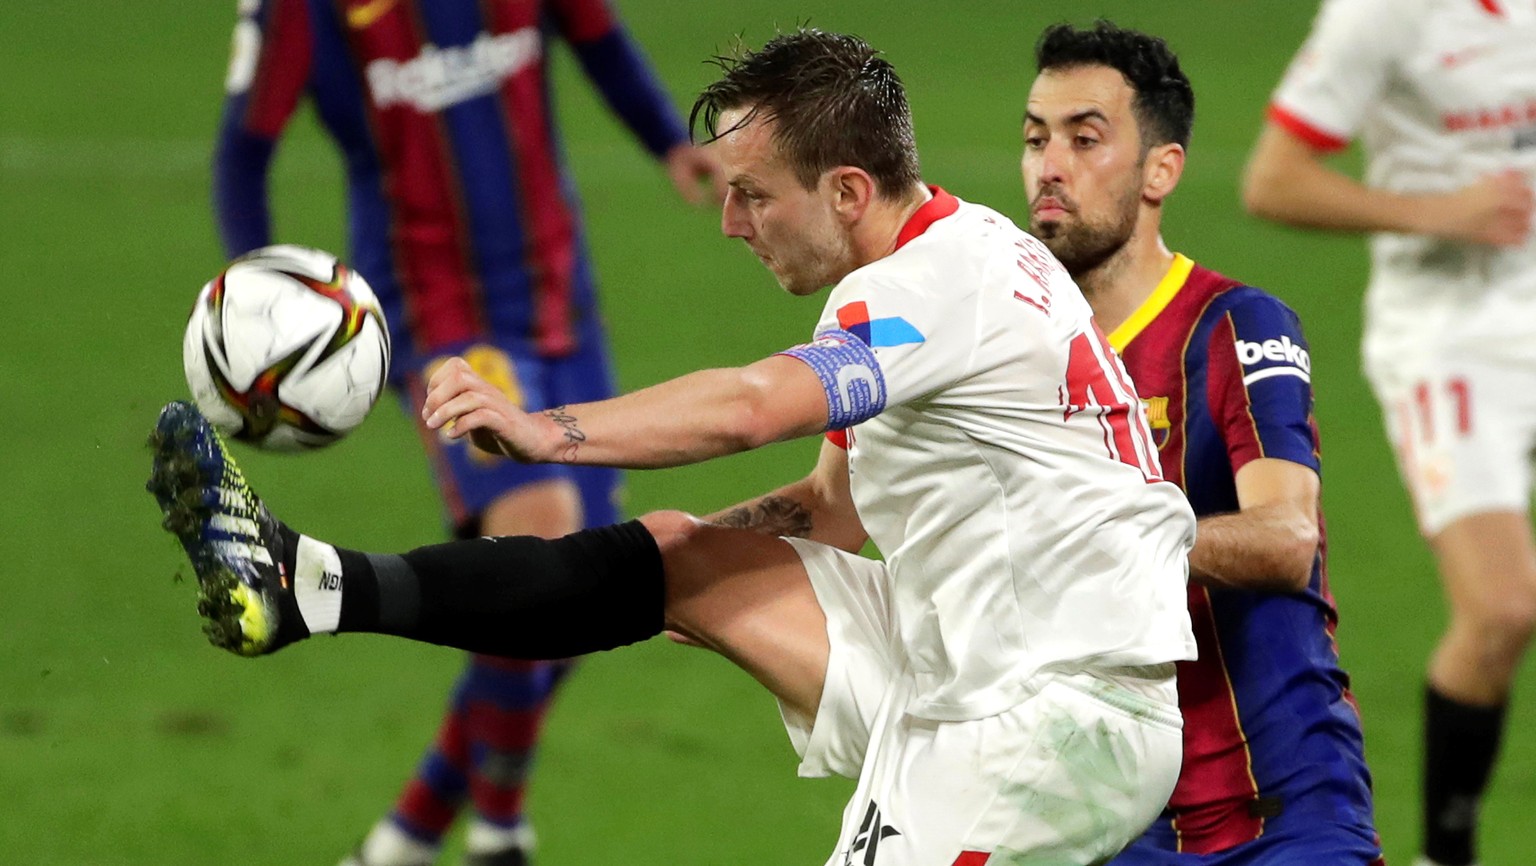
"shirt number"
1062,327,1162,482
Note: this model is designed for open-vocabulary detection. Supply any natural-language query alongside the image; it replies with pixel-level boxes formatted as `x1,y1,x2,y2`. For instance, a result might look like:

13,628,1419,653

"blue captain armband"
778,329,888,430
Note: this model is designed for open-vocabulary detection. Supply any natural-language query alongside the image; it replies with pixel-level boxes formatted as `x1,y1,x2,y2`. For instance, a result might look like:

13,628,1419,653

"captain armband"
778,329,888,430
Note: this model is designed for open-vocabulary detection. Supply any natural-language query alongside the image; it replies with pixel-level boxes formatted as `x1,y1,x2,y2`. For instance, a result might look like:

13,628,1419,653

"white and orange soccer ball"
182,245,391,451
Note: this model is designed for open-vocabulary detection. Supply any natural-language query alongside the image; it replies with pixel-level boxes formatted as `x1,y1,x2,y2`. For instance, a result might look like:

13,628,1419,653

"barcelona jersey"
213,0,688,371
1109,256,1381,862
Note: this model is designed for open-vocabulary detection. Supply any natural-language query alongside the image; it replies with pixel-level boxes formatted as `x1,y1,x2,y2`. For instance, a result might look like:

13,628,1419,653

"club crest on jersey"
1141,395,1171,449
836,302,925,348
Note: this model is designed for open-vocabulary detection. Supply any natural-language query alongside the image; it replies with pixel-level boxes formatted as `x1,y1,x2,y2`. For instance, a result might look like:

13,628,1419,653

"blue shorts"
1111,812,1384,866
395,334,622,536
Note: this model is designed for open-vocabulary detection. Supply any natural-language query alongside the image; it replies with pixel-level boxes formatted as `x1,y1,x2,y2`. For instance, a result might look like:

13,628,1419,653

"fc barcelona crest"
1143,395,1171,449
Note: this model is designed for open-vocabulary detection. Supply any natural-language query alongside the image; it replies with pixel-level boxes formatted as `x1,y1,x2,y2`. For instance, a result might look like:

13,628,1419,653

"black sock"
333,520,665,658
1423,684,1507,866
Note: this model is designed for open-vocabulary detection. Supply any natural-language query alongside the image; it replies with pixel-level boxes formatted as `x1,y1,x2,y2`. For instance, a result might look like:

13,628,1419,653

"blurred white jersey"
784,189,1196,722
1271,0,1536,365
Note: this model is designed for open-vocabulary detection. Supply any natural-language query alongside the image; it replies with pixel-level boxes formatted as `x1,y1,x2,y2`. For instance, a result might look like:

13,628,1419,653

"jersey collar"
893,186,959,251
1107,253,1194,353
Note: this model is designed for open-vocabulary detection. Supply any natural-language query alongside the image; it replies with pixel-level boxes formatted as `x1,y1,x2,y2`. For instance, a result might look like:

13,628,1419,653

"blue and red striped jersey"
1110,255,1375,854
213,0,688,366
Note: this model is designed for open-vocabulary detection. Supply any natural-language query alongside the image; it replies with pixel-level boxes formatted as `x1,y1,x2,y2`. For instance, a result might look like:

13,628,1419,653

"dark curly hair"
690,28,922,199
1035,21,1195,150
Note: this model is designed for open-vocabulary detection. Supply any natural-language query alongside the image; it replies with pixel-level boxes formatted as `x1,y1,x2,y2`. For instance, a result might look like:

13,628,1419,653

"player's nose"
720,189,752,239
1036,142,1071,184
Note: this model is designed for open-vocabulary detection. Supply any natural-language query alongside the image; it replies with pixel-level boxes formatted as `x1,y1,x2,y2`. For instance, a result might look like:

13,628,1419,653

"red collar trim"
893,186,959,251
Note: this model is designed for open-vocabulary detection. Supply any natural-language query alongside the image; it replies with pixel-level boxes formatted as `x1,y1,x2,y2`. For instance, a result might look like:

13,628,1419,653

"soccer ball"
183,245,391,451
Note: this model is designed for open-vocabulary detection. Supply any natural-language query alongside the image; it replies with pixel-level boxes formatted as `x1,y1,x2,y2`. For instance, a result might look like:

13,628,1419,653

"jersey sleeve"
212,0,314,258
1268,0,1420,151
1205,293,1321,476
778,274,978,431
549,0,689,158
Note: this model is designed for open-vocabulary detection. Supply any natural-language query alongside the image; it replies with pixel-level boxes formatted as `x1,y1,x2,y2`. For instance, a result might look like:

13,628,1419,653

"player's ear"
824,166,875,223
1142,142,1185,205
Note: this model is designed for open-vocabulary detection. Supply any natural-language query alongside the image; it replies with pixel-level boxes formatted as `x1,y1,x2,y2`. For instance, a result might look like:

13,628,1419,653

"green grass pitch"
1,1,1531,863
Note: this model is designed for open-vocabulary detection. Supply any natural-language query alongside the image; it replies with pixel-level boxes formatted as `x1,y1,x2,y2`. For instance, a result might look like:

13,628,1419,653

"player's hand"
422,357,553,463
664,143,727,206
1428,169,1533,247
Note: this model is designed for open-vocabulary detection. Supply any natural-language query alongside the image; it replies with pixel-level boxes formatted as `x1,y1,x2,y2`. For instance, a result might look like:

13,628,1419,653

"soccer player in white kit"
148,29,1196,865
1244,3,1536,865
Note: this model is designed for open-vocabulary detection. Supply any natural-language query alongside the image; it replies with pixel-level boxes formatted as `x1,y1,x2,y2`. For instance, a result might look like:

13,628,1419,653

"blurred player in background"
1244,3,1536,864
212,1,721,864
1021,21,1384,865
159,28,1201,865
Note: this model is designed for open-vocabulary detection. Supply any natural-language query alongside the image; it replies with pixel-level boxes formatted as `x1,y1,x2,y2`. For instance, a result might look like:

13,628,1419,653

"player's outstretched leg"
146,400,310,656
148,399,668,661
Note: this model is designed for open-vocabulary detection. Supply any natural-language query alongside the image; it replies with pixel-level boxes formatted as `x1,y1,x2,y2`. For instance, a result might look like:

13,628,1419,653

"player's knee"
1466,563,1536,630
637,510,726,601
1480,591,1536,652
1452,590,1536,670
637,509,705,552
636,511,731,636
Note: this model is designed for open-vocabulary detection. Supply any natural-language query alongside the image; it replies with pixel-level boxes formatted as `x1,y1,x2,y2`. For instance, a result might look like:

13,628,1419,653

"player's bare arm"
706,439,867,553
1188,457,1320,593
1243,122,1533,247
423,353,830,469
712,493,814,537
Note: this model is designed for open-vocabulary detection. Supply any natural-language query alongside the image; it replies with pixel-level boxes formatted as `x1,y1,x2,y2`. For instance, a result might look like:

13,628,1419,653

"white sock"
356,819,438,866
293,534,343,634
466,819,536,856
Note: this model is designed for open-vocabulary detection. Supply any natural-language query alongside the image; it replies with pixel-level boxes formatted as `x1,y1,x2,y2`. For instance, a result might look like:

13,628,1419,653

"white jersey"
784,190,1197,722
1271,0,1536,365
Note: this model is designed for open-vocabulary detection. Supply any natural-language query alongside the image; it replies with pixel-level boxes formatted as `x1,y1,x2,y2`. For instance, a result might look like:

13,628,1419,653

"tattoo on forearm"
712,495,814,538
544,406,586,463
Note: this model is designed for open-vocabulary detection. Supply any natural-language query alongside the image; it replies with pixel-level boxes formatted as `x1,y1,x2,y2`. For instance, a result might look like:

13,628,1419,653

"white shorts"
1364,347,1536,536
781,539,1184,866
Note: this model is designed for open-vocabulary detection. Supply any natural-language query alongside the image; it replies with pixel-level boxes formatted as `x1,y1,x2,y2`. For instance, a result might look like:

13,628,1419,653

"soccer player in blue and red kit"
1021,23,1386,865
212,1,722,864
